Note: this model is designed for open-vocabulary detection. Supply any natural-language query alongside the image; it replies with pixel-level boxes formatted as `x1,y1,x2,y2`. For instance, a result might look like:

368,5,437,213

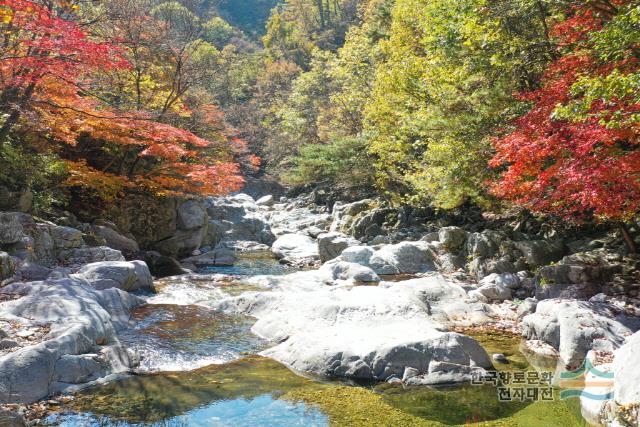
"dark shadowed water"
199,252,295,276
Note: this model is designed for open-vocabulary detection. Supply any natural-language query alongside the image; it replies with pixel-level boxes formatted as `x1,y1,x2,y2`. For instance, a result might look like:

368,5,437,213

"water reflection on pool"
199,251,295,276
47,394,328,427
46,355,589,427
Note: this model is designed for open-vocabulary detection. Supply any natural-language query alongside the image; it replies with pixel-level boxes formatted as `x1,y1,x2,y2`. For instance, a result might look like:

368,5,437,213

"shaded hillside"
211,0,280,35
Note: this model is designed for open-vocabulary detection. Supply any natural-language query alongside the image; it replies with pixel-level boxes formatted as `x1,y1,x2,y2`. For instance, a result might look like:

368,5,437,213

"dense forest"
0,0,639,239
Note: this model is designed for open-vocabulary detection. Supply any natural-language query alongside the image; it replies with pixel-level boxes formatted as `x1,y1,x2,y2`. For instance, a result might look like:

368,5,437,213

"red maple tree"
490,1,640,250
0,0,247,201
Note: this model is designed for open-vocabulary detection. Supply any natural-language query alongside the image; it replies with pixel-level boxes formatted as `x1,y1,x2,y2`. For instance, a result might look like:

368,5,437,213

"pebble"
386,376,403,385
16,330,35,338
402,367,420,381
492,353,509,363
0,339,19,350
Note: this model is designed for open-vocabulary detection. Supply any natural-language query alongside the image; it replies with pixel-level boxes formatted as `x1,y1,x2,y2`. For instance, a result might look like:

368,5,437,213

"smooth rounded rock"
272,234,319,262
256,195,275,207
317,232,360,263
76,261,154,292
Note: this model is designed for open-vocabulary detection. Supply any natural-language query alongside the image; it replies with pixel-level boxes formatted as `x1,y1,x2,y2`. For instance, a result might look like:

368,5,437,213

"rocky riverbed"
0,192,638,426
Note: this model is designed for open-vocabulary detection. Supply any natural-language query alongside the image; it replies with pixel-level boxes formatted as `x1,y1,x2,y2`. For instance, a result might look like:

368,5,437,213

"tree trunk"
0,83,36,145
535,0,550,43
316,0,325,28
618,223,637,254
127,155,142,178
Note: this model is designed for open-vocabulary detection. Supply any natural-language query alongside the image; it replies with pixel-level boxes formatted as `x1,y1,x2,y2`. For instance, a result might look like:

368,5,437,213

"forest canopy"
0,0,639,232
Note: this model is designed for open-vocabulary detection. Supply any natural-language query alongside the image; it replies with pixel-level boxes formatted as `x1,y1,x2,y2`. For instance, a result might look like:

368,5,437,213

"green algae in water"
57,357,432,426
52,303,591,426
56,353,590,427
60,357,324,424
374,382,587,426
372,331,590,427
466,330,532,371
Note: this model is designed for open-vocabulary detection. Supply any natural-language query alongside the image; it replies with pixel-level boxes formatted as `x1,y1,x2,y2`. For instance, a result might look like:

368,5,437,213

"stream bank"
42,263,587,427
1,192,639,426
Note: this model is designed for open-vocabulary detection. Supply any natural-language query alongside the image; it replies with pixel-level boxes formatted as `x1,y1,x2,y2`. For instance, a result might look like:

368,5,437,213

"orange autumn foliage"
0,0,250,201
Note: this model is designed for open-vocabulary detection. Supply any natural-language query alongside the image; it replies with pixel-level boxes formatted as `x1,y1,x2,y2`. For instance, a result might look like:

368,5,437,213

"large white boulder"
468,273,516,302
272,233,319,263
264,327,490,382
319,261,380,283
336,242,437,275
255,195,275,207
340,246,376,265
522,300,640,368
76,261,154,292
317,232,360,263
0,278,143,403
216,275,496,384
613,330,640,406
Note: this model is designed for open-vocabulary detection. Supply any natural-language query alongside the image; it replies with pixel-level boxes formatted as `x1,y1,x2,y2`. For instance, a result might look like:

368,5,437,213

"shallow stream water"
45,253,593,427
